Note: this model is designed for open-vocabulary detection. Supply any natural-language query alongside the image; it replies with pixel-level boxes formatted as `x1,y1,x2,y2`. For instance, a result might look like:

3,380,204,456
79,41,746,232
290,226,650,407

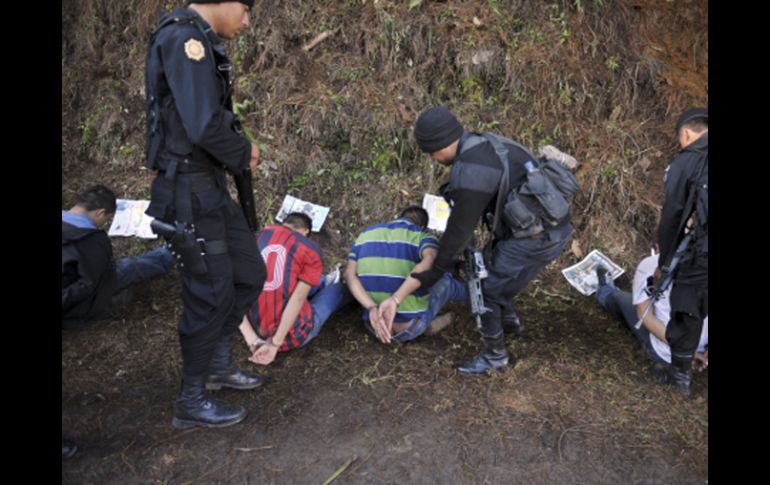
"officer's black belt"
176,171,221,193
171,170,225,224
164,157,218,177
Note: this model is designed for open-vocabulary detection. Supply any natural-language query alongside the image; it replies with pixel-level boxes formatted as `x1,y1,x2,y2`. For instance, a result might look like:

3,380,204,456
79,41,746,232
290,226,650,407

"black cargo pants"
148,169,267,377
480,224,572,339
666,259,708,370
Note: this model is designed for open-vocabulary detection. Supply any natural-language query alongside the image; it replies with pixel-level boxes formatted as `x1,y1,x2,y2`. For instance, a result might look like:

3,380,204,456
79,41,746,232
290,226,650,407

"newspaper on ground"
108,199,157,239
422,193,451,232
275,195,329,232
561,249,624,296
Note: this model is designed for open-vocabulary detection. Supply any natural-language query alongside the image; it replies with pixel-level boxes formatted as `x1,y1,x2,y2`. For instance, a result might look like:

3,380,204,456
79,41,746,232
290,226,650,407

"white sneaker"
324,263,342,286
539,145,578,170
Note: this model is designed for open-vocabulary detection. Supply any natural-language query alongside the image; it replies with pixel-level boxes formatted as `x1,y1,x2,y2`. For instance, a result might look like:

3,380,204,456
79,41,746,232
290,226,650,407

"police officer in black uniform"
144,0,267,428
655,107,708,396
410,107,574,374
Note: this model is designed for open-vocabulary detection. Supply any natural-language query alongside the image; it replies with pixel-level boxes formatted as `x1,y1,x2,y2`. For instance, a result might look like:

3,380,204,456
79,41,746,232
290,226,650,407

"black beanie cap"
414,107,464,153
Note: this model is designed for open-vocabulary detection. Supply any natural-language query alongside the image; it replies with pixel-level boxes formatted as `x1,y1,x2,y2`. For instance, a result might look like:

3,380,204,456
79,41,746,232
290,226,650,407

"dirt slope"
62,1,707,483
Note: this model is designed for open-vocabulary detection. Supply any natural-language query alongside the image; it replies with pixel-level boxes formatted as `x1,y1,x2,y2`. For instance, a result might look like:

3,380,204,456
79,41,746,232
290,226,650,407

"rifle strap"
664,153,708,272
482,133,511,236
674,152,708,240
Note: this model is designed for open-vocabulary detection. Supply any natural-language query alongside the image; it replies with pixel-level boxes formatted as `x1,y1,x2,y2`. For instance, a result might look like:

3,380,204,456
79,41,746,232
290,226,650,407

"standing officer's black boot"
456,336,514,375
172,374,247,429
206,333,263,391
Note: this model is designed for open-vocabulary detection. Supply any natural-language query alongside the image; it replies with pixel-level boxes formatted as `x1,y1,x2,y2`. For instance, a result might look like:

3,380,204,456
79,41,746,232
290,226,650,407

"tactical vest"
459,133,579,239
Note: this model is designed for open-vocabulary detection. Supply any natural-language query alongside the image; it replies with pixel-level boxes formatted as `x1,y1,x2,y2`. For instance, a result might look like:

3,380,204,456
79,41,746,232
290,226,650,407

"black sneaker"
647,362,671,384
596,266,609,287
62,439,78,460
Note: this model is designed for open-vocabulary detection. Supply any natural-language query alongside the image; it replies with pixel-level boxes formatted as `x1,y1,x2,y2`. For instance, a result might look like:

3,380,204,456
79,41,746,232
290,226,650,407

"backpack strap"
456,133,511,234
480,133,511,236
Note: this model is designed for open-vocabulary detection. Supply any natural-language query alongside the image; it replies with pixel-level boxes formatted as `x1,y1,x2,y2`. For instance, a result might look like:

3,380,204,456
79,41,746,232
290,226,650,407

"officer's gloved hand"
411,266,445,289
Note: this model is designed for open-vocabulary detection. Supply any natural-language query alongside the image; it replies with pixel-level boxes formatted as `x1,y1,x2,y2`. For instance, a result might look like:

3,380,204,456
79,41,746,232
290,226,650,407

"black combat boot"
647,362,692,397
647,362,671,384
502,310,524,336
62,439,78,460
206,333,263,391
667,365,692,397
172,374,247,429
456,336,514,375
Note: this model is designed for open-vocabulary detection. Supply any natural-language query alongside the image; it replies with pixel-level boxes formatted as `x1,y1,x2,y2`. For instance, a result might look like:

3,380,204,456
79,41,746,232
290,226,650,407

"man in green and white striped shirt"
344,206,467,343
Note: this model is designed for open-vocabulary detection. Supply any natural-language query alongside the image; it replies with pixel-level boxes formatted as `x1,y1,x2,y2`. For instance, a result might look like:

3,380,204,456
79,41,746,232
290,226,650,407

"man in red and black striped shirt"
239,213,351,365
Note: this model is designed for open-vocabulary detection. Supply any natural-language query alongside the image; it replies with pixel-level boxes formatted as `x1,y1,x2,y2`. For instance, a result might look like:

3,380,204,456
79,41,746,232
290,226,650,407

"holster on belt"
151,219,208,275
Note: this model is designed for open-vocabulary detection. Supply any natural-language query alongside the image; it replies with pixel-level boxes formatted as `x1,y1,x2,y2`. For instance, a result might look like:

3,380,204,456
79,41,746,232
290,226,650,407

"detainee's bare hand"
692,352,708,372
378,298,398,331
250,341,278,365
369,306,391,344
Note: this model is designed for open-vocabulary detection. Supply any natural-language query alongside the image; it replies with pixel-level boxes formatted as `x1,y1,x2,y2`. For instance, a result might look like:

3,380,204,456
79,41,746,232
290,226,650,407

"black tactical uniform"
413,109,573,374
657,114,708,395
144,5,266,428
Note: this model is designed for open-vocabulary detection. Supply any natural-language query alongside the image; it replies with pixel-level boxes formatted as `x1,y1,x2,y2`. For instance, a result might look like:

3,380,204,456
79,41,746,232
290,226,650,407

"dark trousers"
174,185,266,377
480,224,572,338
666,261,708,370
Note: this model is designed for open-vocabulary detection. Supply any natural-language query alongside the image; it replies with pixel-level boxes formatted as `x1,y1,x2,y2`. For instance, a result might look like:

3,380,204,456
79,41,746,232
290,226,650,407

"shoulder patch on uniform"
184,38,205,61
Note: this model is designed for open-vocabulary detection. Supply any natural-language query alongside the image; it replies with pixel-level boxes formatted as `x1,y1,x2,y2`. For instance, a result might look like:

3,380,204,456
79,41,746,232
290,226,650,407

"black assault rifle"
231,167,260,232
634,231,694,329
463,237,491,331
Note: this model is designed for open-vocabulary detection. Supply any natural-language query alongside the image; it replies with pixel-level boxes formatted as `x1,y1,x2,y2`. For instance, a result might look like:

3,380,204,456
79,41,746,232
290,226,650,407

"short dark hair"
399,205,429,229
75,185,117,214
284,212,313,232
681,118,708,133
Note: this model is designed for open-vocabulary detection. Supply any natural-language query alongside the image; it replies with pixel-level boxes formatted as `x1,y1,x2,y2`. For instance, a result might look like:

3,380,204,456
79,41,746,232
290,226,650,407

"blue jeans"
595,282,666,364
115,246,175,290
389,273,468,342
300,281,353,346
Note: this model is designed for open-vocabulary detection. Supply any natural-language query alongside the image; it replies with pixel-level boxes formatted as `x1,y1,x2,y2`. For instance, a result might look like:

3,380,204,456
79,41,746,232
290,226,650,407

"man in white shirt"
595,253,708,394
